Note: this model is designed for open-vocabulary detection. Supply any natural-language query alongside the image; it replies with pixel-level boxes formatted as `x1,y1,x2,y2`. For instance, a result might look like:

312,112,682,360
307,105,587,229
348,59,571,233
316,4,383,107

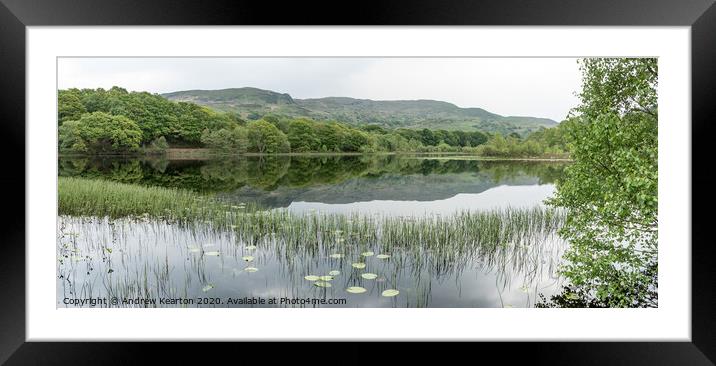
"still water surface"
58,155,568,308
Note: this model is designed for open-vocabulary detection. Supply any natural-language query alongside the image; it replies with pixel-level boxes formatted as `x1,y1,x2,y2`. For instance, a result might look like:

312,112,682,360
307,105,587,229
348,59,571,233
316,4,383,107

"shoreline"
60,149,573,162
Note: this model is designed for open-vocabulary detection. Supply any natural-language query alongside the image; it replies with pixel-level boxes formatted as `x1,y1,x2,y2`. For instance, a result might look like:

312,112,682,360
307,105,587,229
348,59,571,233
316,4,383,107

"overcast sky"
58,57,582,122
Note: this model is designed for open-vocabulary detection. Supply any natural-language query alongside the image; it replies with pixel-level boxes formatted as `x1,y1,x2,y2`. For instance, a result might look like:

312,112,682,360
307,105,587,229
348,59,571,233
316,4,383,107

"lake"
57,154,569,308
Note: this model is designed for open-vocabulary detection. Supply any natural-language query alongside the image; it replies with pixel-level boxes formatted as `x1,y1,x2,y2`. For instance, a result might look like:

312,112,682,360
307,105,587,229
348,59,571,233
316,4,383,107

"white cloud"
58,57,582,122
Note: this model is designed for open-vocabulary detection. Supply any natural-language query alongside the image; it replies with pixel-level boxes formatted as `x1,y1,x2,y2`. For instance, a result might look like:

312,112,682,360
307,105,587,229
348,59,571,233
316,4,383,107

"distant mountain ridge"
162,87,559,135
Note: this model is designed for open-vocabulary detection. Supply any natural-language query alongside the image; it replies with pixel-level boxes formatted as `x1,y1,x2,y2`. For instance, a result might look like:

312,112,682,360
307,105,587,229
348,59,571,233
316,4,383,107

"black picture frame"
1,0,713,363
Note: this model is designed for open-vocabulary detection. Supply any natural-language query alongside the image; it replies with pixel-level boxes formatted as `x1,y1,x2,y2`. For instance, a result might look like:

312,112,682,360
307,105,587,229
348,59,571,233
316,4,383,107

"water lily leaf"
381,289,399,297
319,275,334,281
566,292,580,300
188,248,201,253
204,251,220,256
329,253,344,259
245,245,257,250
520,285,529,293
202,284,214,292
351,262,366,269
304,275,320,281
361,273,378,280
361,251,374,257
314,281,332,288
328,270,341,276
346,286,367,294
244,267,258,272
241,256,255,262
376,254,390,259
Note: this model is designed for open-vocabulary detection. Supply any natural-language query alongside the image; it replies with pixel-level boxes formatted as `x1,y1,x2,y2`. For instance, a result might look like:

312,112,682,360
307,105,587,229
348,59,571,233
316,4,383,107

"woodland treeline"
58,87,570,157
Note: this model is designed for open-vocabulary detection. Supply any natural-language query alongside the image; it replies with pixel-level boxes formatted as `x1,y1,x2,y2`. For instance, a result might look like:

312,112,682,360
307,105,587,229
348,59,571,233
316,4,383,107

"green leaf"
381,289,399,297
361,273,378,280
346,286,367,294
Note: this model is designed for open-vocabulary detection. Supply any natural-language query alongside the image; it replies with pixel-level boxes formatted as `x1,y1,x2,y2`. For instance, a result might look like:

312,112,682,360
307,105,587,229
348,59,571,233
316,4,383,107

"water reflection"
57,154,569,308
57,215,566,308
59,155,568,212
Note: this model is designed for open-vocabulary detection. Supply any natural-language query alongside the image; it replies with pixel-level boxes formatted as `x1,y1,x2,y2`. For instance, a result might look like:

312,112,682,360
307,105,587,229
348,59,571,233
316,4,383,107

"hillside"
162,87,558,135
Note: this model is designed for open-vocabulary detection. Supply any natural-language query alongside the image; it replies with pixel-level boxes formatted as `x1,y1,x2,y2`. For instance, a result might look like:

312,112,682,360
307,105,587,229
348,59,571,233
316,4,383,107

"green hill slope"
162,87,559,135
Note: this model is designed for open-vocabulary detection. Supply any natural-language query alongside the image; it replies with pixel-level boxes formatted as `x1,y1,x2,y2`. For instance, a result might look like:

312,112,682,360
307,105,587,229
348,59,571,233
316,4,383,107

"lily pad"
520,285,529,293
381,289,400,297
204,251,220,256
244,267,259,272
188,248,201,253
202,284,214,292
314,281,332,288
361,251,375,257
361,273,378,280
346,286,367,294
329,253,344,259
376,254,390,259
566,292,580,300
241,255,255,262
319,275,334,281
351,262,366,269
245,245,257,250
304,275,320,281
328,270,341,276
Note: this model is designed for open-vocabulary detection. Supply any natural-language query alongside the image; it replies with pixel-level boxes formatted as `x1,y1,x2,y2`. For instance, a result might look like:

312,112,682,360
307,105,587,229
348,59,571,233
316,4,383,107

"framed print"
1,0,715,363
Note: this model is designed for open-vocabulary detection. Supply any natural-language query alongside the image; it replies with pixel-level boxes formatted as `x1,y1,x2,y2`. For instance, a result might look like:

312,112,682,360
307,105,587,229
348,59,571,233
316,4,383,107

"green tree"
465,131,488,147
201,126,248,153
58,90,86,125
59,112,143,154
315,122,343,152
145,136,169,155
247,120,290,154
63,87,237,147
341,128,370,152
287,119,320,152
546,58,658,307
420,128,438,146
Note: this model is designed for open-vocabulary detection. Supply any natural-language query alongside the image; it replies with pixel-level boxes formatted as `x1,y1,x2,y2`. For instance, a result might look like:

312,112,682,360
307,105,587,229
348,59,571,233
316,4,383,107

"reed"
59,176,566,255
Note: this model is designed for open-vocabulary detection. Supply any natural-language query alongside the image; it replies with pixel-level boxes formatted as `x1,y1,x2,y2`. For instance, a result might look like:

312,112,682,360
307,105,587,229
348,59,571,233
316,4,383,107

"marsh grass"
58,177,567,307
59,177,565,254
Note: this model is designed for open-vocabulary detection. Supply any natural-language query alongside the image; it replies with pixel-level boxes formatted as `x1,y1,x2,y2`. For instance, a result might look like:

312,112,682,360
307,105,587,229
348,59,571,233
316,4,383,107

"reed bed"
58,178,568,307
59,177,565,259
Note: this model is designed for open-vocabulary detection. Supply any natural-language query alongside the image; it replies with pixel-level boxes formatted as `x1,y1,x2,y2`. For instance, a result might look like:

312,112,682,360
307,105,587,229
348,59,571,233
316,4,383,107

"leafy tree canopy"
545,58,658,307
59,112,143,154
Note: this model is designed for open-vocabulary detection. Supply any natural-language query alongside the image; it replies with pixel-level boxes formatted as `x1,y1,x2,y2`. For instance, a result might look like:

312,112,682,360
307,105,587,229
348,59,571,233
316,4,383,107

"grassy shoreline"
59,176,566,251
59,149,573,162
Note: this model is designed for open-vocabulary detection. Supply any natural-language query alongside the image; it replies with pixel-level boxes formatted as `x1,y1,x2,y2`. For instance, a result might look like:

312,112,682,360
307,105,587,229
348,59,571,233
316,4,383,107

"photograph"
0,0,712,358
56,56,658,309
